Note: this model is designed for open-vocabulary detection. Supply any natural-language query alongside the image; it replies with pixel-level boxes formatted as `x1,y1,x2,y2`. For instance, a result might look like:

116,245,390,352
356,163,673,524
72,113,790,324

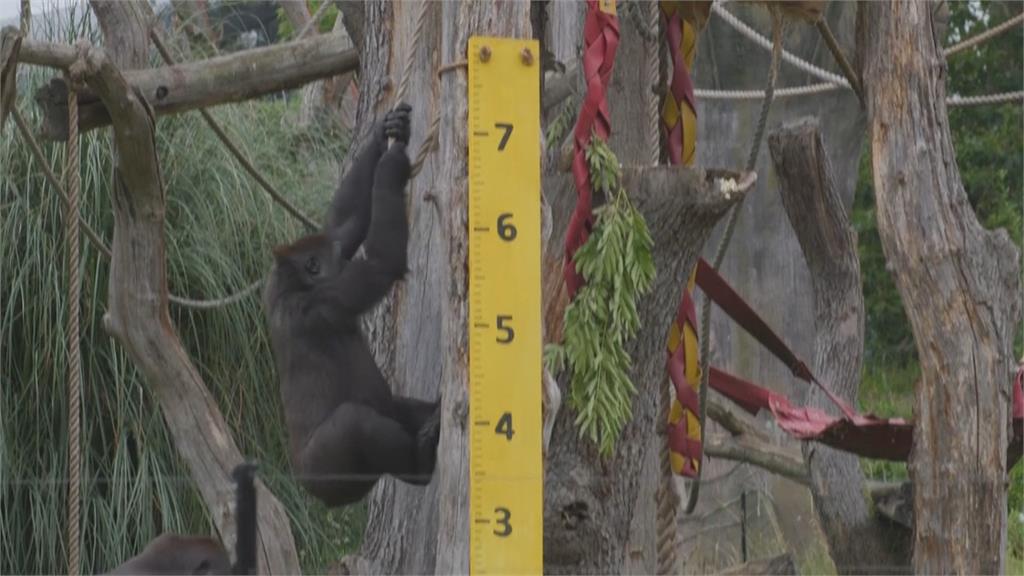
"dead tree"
857,2,1021,573
770,119,909,573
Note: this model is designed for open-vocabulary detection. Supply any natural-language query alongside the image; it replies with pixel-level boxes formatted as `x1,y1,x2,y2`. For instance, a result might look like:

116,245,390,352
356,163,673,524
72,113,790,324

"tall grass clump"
2,2,364,573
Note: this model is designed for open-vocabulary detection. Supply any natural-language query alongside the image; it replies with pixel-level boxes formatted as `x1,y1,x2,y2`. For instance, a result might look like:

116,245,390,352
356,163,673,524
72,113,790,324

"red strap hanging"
563,0,620,298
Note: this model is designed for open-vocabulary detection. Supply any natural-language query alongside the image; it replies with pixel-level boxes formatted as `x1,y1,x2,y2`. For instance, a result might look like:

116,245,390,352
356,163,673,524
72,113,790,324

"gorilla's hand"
384,102,412,146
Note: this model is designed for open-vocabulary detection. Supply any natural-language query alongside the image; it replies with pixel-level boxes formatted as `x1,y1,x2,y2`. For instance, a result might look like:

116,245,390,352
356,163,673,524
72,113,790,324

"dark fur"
104,463,258,575
264,103,440,507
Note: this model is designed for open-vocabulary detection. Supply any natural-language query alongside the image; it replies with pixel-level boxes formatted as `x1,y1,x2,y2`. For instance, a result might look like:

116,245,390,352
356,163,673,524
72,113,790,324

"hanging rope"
687,10,784,516
563,0,620,298
64,56,83,576
647,4,677,573
389,0,442,179
149,29,319,232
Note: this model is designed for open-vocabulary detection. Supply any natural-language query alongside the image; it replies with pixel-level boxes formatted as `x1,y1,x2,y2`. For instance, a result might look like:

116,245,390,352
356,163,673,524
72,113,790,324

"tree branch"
74,15,298,570
21,33,358,139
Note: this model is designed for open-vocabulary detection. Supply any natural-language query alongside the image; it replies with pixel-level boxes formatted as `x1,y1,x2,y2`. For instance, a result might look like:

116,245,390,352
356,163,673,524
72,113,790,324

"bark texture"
856,2,1021,573
769,118,908,573
87,1,300,572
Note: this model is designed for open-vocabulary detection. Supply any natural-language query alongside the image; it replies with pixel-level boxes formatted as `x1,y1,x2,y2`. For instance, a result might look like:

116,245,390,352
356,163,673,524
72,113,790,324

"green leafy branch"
545,136,656,455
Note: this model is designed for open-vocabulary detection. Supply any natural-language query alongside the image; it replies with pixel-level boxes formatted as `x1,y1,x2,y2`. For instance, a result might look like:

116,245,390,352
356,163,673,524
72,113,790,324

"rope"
711,3,847,87
391,0,441,179
944,11,1024,57
688,10,783,516
150,29,320,232
645,5,678,573
703,3,1023,106
64,63,83,576
12,107,264,309
947,91,1024,107
296,0,335,41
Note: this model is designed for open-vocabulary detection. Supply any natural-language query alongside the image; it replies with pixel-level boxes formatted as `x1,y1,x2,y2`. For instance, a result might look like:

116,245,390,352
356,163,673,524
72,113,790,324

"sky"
0,0,43,26
0,0,171,27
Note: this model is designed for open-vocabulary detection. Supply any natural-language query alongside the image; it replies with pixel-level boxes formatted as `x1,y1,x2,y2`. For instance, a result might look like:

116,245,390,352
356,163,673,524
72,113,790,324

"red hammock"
668,257,1024,466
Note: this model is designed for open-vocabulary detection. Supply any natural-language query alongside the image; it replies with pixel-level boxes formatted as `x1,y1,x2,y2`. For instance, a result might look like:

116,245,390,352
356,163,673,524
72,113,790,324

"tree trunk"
856,2,1021,573
87,1,300,572
542,168,751,574
769,118,908,573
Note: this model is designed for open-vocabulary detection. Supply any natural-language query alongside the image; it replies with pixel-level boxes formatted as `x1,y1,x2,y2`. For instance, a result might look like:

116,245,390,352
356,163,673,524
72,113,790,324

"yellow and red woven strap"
563,0,620,299
660,1,699,166
666,271,702,476
660,0,702,477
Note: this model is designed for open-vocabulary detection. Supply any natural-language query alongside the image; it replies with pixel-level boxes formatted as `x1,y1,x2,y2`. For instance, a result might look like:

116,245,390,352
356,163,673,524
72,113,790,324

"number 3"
494,507,512,537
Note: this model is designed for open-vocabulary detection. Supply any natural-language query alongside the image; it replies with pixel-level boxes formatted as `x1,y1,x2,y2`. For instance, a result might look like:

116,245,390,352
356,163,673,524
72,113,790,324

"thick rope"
947,91,1024,106
647,5,679,573
944,11,1024,56
64,68,82,576
686,12,783,516
704,3,1023,105
711,3,846,86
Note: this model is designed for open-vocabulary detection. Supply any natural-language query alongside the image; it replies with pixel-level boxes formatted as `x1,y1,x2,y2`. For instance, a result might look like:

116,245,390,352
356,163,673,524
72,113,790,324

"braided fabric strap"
563,0,620,298
666,270,702,476
660,1,698,165
660,0,702,477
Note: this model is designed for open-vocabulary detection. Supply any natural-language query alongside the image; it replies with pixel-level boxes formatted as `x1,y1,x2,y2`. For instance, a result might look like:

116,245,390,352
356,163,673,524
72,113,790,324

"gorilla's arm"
326,105,411,259
314,142,411,317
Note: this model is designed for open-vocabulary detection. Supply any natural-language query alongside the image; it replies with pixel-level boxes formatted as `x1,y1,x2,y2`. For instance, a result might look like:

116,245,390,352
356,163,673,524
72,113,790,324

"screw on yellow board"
468,36,543,575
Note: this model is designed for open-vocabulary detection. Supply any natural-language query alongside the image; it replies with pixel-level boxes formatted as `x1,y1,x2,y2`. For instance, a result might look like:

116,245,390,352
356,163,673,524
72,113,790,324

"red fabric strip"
563,1,619,298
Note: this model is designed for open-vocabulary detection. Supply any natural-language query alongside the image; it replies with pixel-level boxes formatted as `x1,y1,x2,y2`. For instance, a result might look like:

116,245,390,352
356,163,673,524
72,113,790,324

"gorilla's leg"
296,402,427,506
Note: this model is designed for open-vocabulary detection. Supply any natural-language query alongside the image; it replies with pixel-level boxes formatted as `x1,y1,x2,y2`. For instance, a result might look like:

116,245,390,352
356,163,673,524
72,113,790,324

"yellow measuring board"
467,36,543,575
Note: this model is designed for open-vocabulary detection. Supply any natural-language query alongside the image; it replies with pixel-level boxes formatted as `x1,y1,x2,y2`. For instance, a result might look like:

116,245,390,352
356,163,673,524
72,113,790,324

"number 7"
495,123,513,151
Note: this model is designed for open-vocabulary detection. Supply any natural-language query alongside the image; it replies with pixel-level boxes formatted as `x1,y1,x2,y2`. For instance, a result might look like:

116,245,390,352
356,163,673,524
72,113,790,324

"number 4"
495,412,514,440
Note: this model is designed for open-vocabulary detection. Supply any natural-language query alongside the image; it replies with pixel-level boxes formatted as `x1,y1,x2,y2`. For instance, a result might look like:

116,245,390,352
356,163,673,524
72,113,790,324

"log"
86,1,300,572
20,32,358,139
857,2,1022,573
769,118,907,573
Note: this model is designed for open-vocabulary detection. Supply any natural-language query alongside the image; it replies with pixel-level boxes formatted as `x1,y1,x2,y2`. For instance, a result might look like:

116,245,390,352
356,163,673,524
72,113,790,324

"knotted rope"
64,45,86,576
563,0,620,298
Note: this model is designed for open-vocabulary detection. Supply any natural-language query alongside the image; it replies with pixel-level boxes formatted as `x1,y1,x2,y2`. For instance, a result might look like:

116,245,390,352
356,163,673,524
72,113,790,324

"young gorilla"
264,103,441,507
103,463,259,575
